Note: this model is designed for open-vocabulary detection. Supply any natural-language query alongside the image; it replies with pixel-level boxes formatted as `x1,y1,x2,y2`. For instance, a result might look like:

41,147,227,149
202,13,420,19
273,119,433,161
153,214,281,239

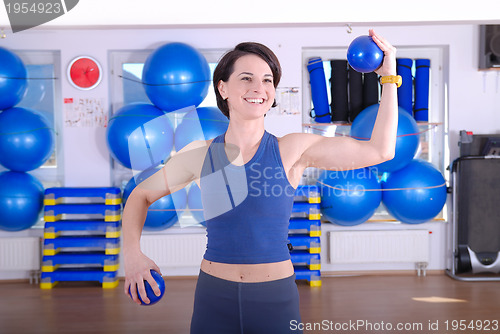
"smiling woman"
123,32,399,334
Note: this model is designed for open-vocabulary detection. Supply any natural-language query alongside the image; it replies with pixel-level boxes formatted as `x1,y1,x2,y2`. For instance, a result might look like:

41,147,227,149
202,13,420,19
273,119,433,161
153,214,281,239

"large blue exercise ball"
0,171,44,231
142,42,211,112
187,182,205,226
347,35,384,73
106,103,174,170
123,167,187,230
174,107,229,151
0,47,28,110
0,107,55,172
351,104,420,173
382,159,447,224
317,168,382,226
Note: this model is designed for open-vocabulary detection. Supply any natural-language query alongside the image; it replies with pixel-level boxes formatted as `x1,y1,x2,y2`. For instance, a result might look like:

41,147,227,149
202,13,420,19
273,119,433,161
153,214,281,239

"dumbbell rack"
40,187,122,289
289,185,322,287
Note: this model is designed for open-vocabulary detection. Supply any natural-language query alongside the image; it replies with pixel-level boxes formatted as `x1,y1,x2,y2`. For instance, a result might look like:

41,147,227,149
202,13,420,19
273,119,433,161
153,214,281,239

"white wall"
1,23,499,278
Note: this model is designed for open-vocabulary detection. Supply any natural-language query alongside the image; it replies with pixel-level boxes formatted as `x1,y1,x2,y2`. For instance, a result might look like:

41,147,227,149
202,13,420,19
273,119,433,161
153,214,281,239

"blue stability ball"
347,35,384,73
142,43,211,112
382,159,447,224
0,107,55,172
129,269,166,306
106,104,174,170
187,182,205,226
317,168,382,226
123,167,187,230
0,47,28,110
0,171,44,231
350,104,420,173
174,106,229,151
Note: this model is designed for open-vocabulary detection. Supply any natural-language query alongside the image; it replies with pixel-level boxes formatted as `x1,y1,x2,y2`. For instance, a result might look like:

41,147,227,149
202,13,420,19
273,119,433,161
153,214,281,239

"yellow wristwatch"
380,75,402,88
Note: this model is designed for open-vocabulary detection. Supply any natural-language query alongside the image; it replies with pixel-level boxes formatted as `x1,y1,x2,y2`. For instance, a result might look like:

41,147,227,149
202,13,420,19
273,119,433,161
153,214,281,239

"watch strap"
380,75,402,88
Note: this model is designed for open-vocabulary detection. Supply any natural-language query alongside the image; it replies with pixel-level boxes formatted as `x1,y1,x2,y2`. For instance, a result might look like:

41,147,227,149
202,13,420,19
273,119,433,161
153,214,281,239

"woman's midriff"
200,258,295,282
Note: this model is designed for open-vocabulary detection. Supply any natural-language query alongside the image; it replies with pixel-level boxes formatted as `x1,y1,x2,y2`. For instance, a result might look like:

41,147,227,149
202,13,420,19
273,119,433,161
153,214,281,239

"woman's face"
218,54,276,120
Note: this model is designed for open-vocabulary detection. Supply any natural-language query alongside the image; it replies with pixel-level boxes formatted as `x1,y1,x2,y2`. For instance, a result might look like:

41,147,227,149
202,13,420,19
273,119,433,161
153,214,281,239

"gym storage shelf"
290,185,322,287
41,187,122,289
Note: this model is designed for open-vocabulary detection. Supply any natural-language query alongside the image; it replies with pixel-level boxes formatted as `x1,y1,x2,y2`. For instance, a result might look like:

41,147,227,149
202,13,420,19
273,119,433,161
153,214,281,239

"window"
109,48,225,188
302,46,449,222
0,50,62,185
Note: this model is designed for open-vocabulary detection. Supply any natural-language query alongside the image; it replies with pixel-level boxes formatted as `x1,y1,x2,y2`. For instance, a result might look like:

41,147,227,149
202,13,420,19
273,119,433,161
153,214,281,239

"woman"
123,29,398,333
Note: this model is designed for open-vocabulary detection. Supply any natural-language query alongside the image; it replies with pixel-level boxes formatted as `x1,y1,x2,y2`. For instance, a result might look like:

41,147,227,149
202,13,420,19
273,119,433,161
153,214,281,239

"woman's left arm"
291,29,398,172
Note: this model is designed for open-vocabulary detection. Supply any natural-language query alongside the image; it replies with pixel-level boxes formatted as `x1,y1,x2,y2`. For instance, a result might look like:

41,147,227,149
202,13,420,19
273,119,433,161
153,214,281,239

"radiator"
329,230,430,264
0,237,41,271
140,234,207,267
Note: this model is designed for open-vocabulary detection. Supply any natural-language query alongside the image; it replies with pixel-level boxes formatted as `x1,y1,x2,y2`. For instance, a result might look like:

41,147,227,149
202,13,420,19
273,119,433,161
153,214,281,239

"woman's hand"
124,250,162,305
369,29,397,77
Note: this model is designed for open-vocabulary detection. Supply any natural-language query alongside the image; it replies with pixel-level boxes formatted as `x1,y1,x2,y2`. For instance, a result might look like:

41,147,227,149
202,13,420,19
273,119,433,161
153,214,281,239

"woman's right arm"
122,140,209,305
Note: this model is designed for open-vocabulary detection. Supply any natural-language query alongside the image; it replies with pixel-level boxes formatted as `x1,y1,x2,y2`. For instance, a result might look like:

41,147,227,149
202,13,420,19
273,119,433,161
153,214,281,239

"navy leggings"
190,270,303,334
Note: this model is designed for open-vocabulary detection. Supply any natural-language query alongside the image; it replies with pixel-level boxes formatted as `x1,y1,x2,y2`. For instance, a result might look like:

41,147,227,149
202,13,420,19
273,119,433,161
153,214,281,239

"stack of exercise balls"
317,36,446,226
0,47,54,231
318,103,446,226
106,42,227,229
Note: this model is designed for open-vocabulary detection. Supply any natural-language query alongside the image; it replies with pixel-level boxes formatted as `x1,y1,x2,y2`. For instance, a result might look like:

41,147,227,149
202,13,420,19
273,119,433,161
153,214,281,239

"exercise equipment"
106,103,174,170
330,60,349,123
0,171,44,231
447,131,500,281
346,35,384,73
317,168,381,226
40,187,122,289
123,167,187,230
0,46,28,110
129,269,166,305
174,106,229,151
307,57,330,123
347,63,363,122
0,107,55,172
362,72,379,109
350,104,420,173
414,59,431,121
381,159,447,224
142,42,211,112
396,58,413,115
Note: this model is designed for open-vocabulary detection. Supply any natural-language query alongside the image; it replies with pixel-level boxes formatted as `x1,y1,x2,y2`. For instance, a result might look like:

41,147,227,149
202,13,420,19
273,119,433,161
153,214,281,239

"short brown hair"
213,42,282,119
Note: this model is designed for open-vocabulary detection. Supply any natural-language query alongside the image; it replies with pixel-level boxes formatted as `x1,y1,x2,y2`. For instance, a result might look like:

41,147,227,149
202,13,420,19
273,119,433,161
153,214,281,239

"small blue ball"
347,35,384,73
129,270,166,306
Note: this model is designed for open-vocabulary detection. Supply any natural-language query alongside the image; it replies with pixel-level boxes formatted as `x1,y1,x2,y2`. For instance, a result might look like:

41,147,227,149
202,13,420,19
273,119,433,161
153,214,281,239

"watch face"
67,56,102,90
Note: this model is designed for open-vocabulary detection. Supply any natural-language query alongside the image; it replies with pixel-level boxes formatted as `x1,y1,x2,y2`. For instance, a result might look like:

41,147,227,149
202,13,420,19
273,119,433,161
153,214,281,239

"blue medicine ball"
106,103,174,170
174,107,229,151
123,167,187,230
0,107,55,172
382,159,447,224
0,171,44,231
0,47,28,110
142,43,211,112
317,167,381,226
129,269,166,306
347,35,384,73
350,104,420,173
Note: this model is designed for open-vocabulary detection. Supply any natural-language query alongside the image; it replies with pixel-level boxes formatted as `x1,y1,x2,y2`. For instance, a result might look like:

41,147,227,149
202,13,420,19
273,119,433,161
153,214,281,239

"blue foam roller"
396,58,413,116
307,57,330,123
414,59,430,122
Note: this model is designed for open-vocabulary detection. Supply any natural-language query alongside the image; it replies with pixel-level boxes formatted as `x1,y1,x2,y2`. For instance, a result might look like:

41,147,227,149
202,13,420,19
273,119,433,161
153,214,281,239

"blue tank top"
200,131,296,264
